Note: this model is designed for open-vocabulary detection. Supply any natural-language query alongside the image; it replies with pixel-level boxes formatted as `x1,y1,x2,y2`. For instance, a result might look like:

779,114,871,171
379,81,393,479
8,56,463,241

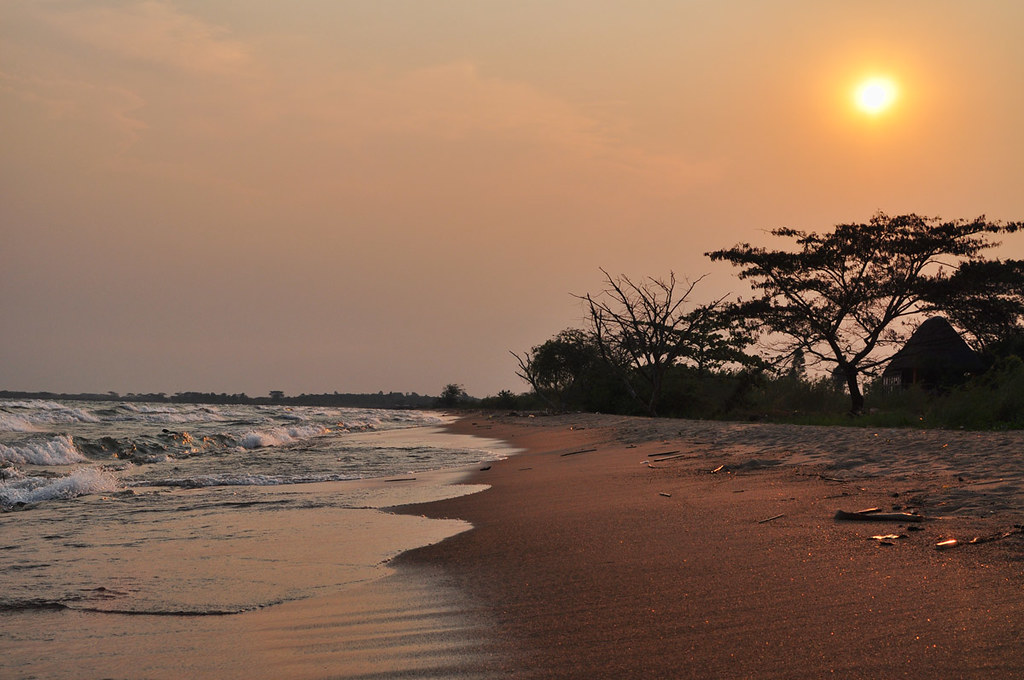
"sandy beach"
5,412,1023,679
396,413,1024,679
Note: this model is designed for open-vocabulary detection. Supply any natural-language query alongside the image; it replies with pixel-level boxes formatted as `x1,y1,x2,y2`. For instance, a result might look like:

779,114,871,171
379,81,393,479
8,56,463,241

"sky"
3,1,1024,398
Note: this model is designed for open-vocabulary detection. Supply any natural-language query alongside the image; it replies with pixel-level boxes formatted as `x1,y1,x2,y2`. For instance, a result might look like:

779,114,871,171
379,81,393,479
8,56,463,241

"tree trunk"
843,367,865,415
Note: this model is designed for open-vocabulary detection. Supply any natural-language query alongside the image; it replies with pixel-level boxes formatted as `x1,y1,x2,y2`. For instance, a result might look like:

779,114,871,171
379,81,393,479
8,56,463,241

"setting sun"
854,77,898,115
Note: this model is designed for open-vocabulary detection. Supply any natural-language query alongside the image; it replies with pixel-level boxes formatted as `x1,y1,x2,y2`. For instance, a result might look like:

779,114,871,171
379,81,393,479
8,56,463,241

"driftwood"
968,527,1023,545
384,478,417,483
758,513,785,524
834,509,925,522
645,453,689,464
650,450,681,458
560,448,597,457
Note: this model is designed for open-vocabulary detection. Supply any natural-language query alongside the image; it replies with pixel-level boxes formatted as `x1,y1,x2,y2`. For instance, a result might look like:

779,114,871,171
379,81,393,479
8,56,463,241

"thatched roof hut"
883,317,983,389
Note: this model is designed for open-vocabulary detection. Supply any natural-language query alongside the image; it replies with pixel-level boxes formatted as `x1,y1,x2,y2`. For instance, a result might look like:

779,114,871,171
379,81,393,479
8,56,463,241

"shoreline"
0,423,514,680
395,413,1024,678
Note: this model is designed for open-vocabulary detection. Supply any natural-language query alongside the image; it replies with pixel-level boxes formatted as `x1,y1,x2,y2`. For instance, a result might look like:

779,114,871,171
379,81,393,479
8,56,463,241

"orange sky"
2,1,1023,397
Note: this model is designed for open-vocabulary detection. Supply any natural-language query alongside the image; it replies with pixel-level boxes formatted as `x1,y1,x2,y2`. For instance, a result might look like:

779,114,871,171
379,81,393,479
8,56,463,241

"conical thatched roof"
884,317,983,383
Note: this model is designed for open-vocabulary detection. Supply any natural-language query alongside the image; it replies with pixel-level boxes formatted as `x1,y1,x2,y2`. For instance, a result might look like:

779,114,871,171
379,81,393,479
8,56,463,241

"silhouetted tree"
438,383,467,408
577,269,751,416
512,329,604,411
708,212,1021,413
924,259,1024,352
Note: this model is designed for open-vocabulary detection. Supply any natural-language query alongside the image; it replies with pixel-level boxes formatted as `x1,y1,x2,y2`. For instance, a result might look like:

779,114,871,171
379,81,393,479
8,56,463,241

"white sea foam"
0,468,119,506
143,472,357,488
0,435,88,466
238,424,327,449
2,401,100,425
0,412,39,432
113,402,242,424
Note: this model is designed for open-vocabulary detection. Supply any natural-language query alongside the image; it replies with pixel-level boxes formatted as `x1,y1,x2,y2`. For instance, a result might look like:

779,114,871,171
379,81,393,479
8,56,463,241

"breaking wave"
0,412,39,433
238,424,328,449
0,435,88,466
0,468,119,507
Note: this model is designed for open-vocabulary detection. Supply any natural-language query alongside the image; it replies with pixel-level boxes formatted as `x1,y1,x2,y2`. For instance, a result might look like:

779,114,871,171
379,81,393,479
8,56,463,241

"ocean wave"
111,402,245,424
1,400,100,425
0,465,25,481
0,435,88,466
139,472,356,489
237,424,327,449
0,412,40,433
0,468,119,507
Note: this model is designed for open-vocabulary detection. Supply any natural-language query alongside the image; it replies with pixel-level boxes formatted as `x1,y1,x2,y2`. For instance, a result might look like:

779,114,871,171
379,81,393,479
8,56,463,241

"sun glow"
854,77,898,115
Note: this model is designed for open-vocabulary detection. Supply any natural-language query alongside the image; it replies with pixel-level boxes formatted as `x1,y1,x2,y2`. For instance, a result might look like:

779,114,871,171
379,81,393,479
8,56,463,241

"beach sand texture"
4,413,1022,678
397,414,1024,679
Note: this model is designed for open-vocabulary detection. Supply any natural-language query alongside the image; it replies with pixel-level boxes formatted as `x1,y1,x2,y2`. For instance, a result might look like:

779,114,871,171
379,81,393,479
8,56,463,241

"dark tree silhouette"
577,269,751,416
438,383,467,408
512,329,602,411
708,212,1021,413
924,259,1024,352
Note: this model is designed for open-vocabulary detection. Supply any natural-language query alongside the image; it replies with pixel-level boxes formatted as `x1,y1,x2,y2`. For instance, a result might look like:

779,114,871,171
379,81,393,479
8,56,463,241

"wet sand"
396,413,1024,679
0,470,504,680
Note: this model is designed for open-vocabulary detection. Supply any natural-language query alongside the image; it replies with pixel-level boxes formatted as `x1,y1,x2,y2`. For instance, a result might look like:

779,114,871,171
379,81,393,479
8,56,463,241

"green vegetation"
496,213,1024,430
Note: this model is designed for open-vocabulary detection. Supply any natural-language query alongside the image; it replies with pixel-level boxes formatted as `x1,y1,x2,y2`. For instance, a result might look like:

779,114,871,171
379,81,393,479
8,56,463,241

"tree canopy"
923,258,1024,353
707,212,1022,413
576,269,754,416
512,329,604,411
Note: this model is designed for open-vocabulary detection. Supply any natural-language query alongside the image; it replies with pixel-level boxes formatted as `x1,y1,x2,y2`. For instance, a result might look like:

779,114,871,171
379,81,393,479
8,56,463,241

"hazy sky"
3,1,1024,398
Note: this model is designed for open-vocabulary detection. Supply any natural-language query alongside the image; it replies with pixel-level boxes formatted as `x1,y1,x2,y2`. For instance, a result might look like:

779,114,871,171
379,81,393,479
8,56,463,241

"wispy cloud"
39,0,249,75
4,2,719,204
1,69,148,150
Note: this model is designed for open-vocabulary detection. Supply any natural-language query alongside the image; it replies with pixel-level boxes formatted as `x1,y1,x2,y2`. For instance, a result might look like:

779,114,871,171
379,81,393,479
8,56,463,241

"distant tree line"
0,389,439,410
501,213,1024,426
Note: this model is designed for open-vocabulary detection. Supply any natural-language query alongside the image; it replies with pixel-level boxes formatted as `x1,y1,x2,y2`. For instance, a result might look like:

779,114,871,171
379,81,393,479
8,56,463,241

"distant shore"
0,389,437,409
396,413,1024,679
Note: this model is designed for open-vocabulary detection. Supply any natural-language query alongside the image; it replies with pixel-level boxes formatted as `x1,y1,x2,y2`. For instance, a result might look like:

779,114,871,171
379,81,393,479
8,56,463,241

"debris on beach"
935,539,958,550
834,509,925,522
758,513,785,524
560,447,597,457
968,527,1024,545
864,536,905,548
659,492,672,498
710,464,726,474
644,450,688,467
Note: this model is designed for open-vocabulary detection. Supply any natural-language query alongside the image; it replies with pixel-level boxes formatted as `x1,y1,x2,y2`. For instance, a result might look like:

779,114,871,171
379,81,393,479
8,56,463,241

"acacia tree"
577,269,751,416
924,259,1024,353
707,212,1022,413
